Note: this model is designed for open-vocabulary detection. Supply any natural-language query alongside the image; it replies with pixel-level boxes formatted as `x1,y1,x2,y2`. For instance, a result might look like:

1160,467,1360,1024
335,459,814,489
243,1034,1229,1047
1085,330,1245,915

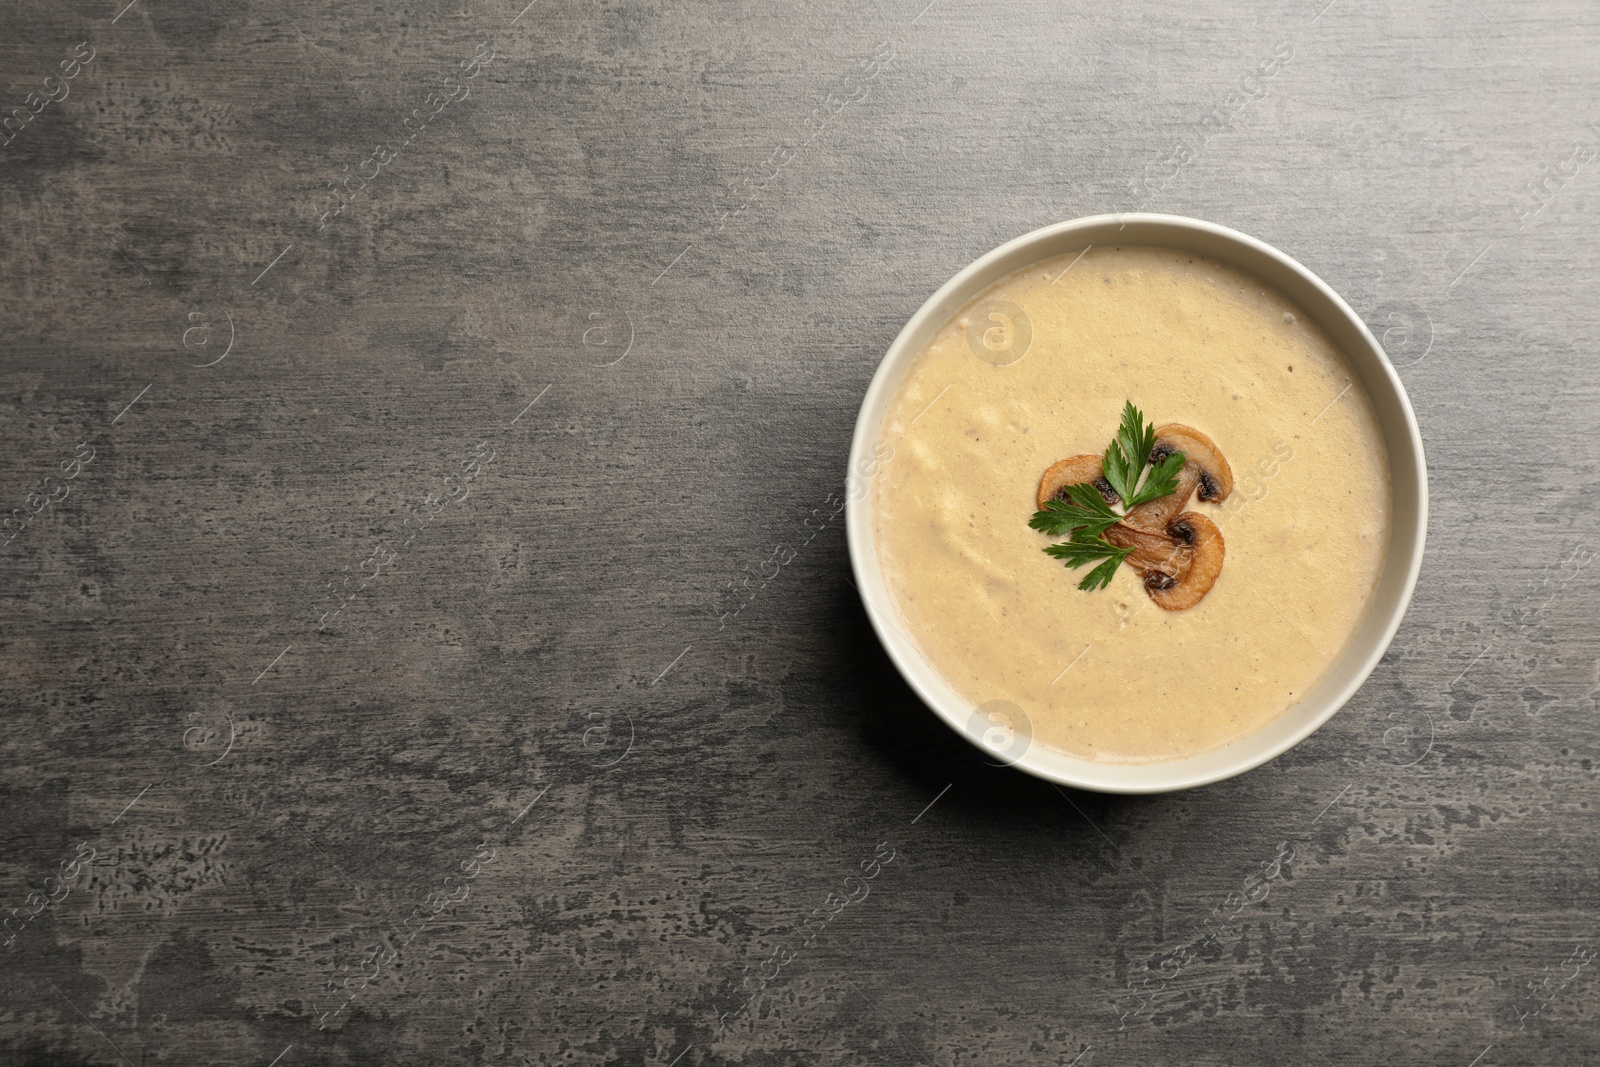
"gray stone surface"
1,0,1598,1063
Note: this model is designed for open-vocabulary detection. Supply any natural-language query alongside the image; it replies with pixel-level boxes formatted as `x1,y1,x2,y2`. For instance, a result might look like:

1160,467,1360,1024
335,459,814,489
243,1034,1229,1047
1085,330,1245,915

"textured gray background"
2,0,1598,1064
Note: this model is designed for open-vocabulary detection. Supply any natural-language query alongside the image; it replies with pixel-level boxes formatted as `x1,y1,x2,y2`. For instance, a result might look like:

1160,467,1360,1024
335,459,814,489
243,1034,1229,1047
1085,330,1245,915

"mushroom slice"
1152,423,1234,503
1104,521,1192,579
1036,454,1119,512
1143,512,1225,611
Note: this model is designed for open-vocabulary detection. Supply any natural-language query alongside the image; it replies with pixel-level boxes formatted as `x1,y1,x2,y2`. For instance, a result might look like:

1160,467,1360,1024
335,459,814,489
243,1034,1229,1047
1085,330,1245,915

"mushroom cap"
1144,511,1225,611
1152,423,1234,503
1036,454,1118,512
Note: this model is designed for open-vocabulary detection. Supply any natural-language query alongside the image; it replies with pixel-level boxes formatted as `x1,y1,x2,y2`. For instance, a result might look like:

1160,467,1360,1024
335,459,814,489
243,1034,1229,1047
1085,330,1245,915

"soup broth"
872,245,1391,763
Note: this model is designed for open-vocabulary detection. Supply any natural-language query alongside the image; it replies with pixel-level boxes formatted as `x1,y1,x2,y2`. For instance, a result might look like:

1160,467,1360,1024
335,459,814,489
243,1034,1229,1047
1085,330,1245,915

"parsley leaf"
1077,554,1130,592
1044,532,1133,591
1116,400,1157,481
1101,401,1186,509
1099,400,1152,504
1028,483,1120,539
1124,448,1186,509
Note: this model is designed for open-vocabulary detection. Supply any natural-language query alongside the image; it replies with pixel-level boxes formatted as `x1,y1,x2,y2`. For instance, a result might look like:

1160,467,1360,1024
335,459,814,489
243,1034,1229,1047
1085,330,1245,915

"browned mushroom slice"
1143,512,1225,611
1104,521,1192,579
1036,454,1119,512
1152,423,1234,503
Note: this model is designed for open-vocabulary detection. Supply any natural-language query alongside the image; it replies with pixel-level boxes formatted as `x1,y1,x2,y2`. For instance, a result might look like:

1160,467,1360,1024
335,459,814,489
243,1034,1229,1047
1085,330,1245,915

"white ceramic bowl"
845,214,1427,793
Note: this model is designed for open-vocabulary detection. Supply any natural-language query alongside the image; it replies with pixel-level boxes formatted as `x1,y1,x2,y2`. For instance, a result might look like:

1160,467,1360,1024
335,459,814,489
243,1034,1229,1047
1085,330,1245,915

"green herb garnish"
1105,400,1186,508
1030,401,1185,591
1028,482,1120,540
1044,534,1133,591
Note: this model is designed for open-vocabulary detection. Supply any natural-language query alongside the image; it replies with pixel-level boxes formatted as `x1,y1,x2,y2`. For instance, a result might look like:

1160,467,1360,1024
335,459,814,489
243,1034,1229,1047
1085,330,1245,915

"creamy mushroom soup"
873,244,1391,763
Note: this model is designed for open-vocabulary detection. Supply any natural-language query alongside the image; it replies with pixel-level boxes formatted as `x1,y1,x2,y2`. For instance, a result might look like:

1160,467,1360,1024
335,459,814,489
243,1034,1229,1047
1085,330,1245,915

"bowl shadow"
826,578,1166,832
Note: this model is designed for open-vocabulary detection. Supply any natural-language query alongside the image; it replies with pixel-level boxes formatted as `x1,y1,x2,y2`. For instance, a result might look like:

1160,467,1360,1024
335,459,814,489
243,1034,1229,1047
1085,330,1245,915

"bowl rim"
844,212,1428,794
